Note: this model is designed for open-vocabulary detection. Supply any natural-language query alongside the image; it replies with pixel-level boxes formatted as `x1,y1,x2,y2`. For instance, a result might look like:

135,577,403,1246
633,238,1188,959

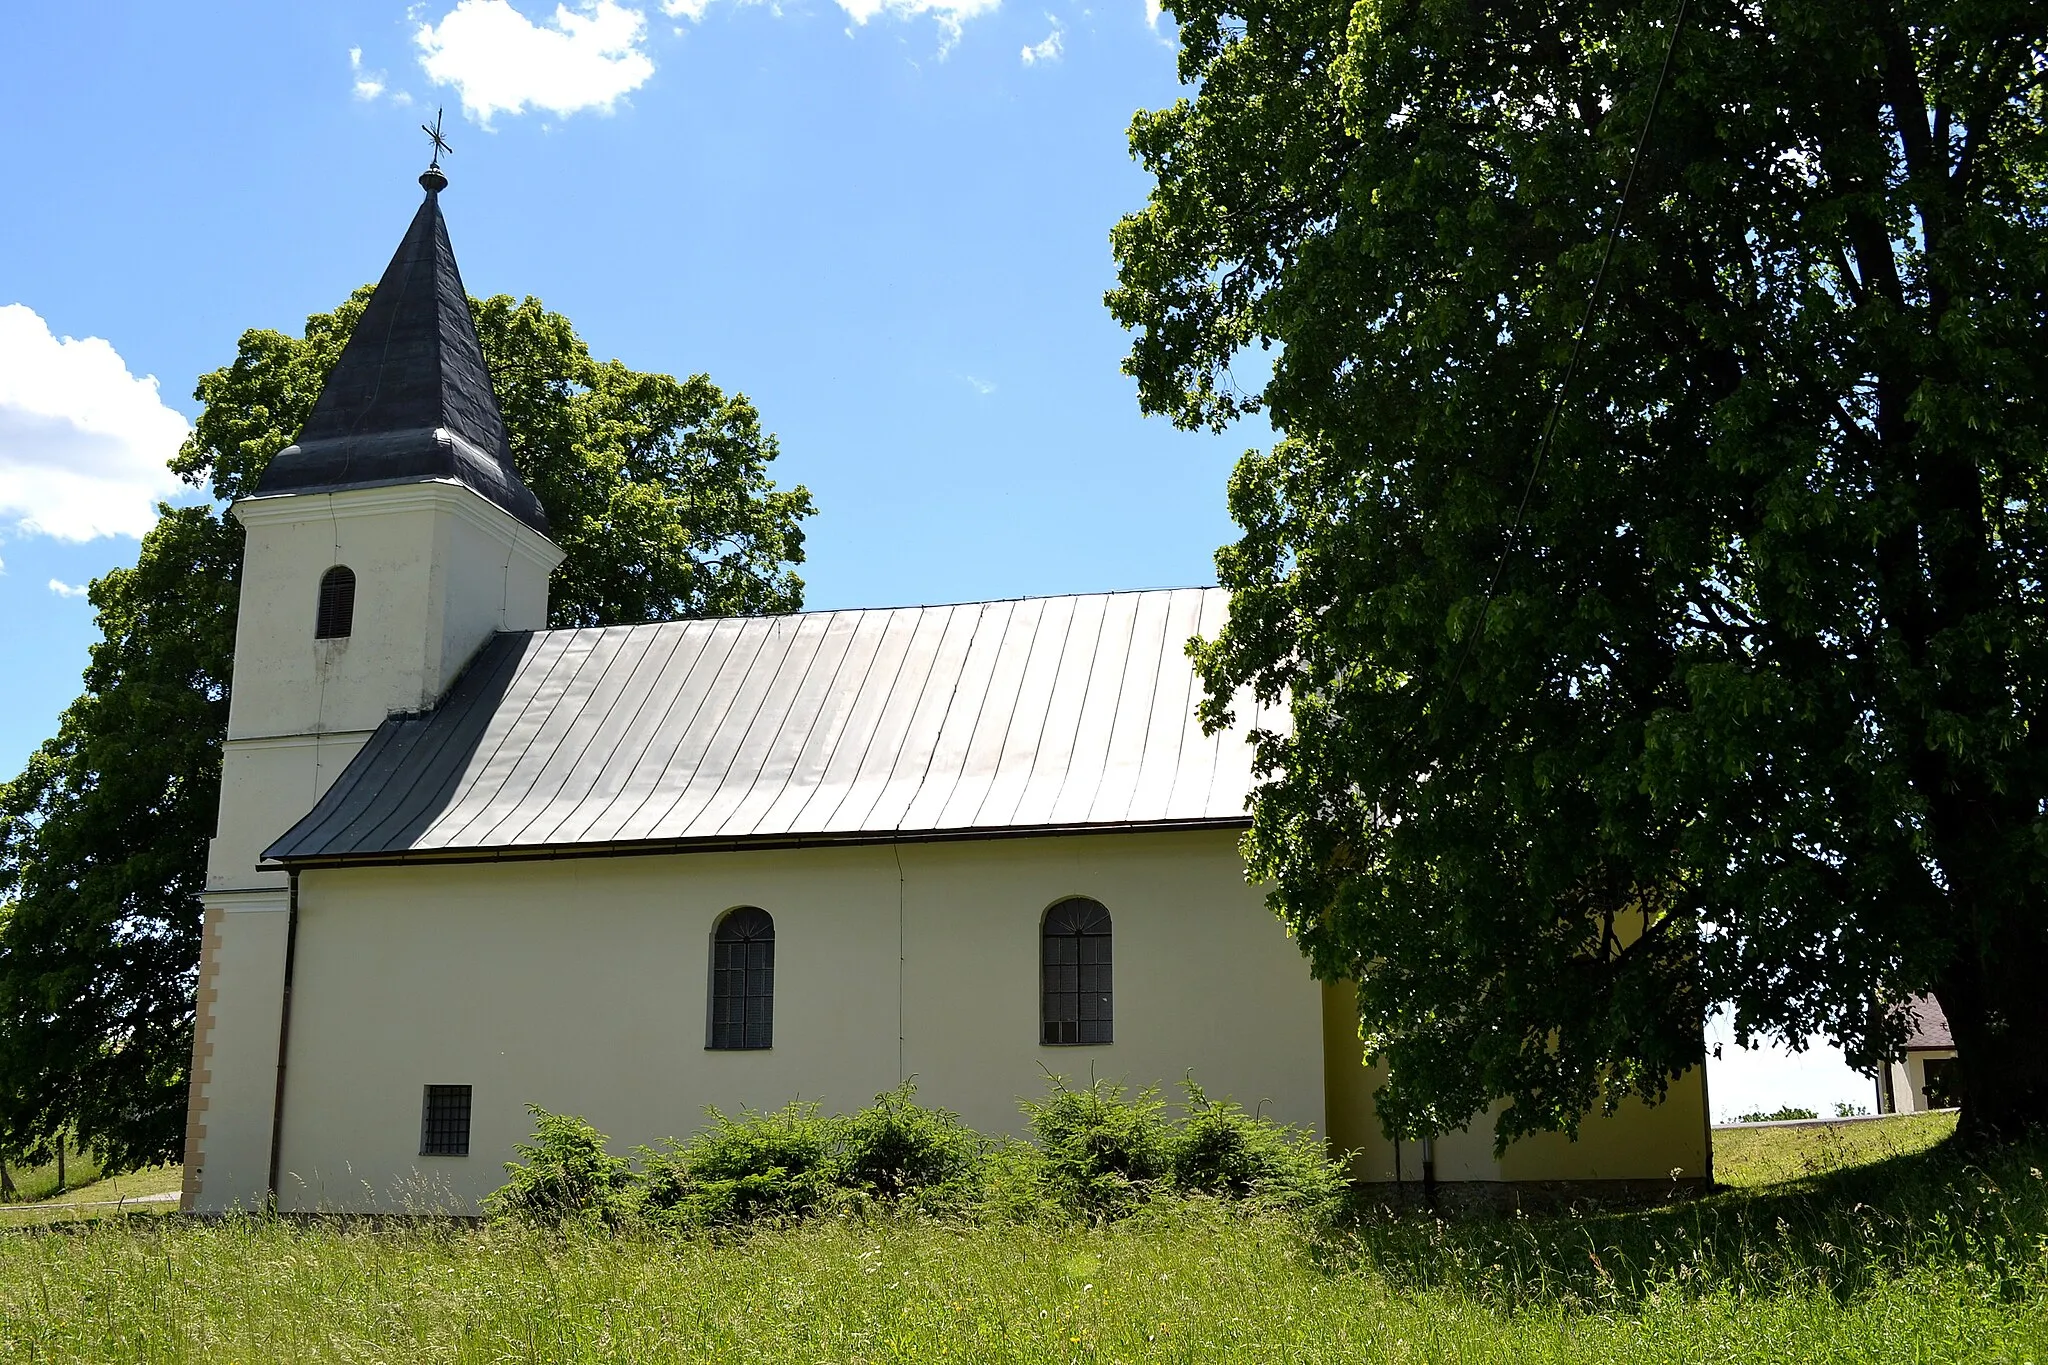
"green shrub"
636,1101,836,1229
1166,1079,1345,1213
1021,1076,1170,1217
975,1139,1057,1223
1738,1107,1821,1123
481,1107,633,1228
832,1082,984,1209
488,1072,1350,1234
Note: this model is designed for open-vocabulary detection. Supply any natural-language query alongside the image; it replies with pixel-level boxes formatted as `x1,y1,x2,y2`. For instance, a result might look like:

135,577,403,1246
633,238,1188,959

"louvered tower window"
315,566,357,640
1042,898,1112,1045
709,907,775,1050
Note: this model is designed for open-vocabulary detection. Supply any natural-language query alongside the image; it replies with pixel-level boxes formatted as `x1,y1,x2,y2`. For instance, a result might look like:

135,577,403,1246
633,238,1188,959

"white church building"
181,167,1708,1215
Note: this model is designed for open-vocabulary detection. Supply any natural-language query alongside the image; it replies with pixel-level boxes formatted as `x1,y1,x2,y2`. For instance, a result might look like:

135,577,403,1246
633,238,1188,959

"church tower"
183,163,564,1211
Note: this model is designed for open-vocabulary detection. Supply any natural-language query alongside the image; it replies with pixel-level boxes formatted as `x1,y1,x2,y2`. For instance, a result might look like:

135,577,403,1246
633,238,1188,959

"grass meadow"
1,1114,2044,1363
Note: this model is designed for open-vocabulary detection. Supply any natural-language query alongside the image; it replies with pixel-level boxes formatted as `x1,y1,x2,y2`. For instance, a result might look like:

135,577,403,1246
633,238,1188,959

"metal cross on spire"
422,108,454,170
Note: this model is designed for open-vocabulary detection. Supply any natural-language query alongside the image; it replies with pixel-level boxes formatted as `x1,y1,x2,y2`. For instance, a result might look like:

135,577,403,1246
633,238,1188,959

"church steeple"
255,166,548,533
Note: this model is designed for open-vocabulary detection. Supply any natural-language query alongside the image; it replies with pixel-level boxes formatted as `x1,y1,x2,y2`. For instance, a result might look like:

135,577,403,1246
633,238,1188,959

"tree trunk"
1936,908,2048,1143
0,1161,13,1202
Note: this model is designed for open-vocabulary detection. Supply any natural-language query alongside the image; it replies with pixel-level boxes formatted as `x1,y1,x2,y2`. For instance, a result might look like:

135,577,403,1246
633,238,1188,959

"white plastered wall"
187,480,563,1213
181,893,290,1210
265,828,1326,1214
1889,1051,1959,1113
224,481,560,742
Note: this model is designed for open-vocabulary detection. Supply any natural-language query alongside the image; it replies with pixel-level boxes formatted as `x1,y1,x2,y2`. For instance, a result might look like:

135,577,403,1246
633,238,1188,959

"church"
181,163,1709,1215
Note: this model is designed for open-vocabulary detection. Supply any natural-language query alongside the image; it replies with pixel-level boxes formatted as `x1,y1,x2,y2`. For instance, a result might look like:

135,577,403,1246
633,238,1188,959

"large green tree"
1111,0,2048,1142
0,292,813,1168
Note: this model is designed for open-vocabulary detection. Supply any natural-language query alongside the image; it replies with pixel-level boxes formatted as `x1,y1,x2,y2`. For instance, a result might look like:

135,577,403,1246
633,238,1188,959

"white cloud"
1144,0,1160,27
834,0,1001,51
48,579,89,599
1020,16,1061,62
962,374,996,395
416,1,656,124
350,46,387,100
661,0,995,47
0,305,188,542
349,46,414,104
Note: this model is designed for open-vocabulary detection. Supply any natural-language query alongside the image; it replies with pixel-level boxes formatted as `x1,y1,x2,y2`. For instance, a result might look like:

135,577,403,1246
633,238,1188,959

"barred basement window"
315,565,356,640
709,907,774,1050
1041,898,1112,1046
420,1084,472,1156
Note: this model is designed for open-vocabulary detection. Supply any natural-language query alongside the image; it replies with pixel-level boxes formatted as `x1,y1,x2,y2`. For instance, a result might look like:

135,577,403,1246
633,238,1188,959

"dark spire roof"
255,169,549,533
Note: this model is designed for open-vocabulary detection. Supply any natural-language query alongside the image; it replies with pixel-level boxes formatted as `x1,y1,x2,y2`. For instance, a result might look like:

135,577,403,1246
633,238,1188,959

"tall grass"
0,1195,2042,1363
0,1142,101,1204
1714,1110,1956,1187
0,1122,2042,1363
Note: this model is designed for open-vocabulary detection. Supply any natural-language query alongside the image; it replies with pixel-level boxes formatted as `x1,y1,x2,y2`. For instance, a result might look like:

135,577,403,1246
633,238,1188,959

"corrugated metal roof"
264,588,1277,863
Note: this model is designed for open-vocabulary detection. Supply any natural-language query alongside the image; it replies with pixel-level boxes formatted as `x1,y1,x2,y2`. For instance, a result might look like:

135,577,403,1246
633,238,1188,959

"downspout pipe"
1421,1134,1437,1213
267,870,303,1207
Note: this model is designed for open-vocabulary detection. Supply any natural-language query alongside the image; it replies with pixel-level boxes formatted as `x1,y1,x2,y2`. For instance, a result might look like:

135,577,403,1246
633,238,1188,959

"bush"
488,1073,1346,1233
482,1107,634,1228
1166,1079,1345,1212
1021,1076,1170,1217
832,1082,984,1209
1738,1107,1822,1123
636,1101,836,1229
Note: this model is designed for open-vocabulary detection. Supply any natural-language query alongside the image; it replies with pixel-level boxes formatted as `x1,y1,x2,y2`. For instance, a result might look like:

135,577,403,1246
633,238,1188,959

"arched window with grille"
708,907,774,1050
315,565,357,640
1041,898,1112,1045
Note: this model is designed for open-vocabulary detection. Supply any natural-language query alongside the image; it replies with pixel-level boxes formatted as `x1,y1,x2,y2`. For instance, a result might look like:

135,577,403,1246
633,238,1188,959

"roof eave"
261,816,1253,873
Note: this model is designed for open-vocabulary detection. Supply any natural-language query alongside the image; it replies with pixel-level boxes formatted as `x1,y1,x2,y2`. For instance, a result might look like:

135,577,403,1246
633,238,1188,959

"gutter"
262,817,1252,874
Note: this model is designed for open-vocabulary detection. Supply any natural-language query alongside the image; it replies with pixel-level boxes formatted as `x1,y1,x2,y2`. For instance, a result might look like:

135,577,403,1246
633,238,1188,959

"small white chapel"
181,164,1708,1215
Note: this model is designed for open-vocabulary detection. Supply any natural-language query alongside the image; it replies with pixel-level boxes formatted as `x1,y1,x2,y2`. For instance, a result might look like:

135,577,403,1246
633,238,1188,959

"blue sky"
0,0,1870,1119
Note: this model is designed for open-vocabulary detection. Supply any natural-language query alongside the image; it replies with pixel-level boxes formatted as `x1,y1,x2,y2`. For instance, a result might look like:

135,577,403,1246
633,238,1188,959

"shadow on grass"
1328,1133,2048,1311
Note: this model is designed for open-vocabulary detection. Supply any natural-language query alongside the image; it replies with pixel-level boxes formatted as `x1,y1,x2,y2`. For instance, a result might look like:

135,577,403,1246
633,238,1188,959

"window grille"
709,907,774,1050
420,1084,472,1156
315,566,356,640
1042,898,1112,1045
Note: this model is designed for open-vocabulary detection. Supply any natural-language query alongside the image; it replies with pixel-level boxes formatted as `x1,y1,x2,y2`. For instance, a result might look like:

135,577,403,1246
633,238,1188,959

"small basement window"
420,1084,472,1156
316,565,356,640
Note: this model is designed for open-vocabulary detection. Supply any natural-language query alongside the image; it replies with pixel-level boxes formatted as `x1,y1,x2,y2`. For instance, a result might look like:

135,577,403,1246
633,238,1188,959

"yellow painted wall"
260,829,1326,1214
1323,980,1710,1186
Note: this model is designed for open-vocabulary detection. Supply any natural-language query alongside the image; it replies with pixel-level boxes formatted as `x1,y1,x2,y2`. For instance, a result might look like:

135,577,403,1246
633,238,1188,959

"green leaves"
1117,0,2048,1141
472,295,813,628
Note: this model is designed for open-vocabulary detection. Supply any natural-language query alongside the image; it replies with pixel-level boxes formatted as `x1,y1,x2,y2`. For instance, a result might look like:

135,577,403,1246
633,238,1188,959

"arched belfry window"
709,907,774,1050
1042,898,1112,1045
315,566,356,640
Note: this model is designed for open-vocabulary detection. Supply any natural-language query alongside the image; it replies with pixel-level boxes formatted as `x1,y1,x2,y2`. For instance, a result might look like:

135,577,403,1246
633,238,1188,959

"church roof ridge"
528,585,1227,636
252,170,549,533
